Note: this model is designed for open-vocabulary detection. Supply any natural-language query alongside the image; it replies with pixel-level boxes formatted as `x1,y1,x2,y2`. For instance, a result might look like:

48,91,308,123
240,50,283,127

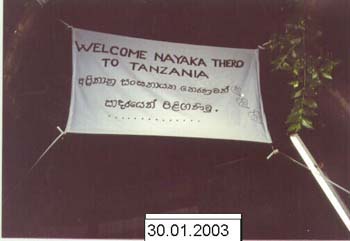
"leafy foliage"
266,17,338,133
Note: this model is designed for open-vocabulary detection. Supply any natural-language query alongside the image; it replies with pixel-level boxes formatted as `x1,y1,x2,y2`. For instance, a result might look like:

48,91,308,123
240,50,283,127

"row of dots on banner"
107,115,201,123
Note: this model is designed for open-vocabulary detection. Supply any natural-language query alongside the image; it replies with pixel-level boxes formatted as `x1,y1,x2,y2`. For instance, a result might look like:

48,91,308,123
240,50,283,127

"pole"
290,134,350,232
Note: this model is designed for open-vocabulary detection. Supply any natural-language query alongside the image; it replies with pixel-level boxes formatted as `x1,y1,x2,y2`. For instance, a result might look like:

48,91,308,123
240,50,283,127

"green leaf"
292,68,299,76
293,89,303,98
304,98,318,109
321,72,333,80
289,80,299,88
282,62,291,70
288,123,301,133
286,111,300,124
290,37,302,45
271,58,284,70
301,118,314,129
312,72,318,79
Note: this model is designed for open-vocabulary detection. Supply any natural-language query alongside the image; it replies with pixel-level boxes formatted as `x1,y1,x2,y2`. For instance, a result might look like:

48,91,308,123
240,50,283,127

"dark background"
3,0,350,239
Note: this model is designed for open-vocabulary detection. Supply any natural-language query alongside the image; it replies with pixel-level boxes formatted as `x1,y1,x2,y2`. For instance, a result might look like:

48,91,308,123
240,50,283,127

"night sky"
3,0,350,239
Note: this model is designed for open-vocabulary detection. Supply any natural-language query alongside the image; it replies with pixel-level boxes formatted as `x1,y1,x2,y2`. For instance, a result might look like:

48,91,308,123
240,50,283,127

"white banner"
65,28,272,143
